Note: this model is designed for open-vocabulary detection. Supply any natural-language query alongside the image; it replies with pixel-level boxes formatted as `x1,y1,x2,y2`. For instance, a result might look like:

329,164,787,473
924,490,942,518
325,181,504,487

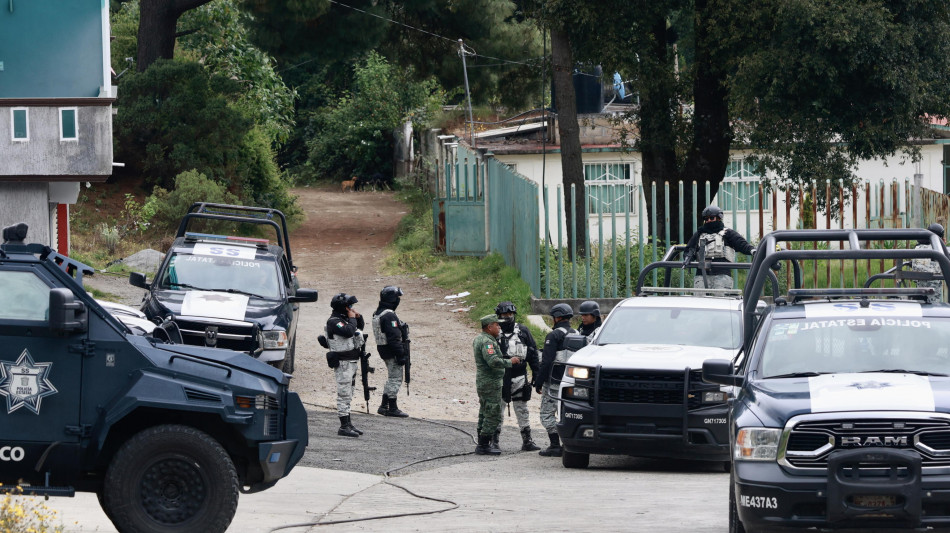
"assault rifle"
359,334,376,413
400,323,411,395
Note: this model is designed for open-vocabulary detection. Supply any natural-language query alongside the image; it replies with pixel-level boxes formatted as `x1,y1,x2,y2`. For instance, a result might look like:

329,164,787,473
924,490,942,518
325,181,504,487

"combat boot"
346,417,363,435
385,396,409,418
377,395,390,415
539,432,562,457
337,416,359,438
488,432,502,455
475,434,500,456
520,427,541,451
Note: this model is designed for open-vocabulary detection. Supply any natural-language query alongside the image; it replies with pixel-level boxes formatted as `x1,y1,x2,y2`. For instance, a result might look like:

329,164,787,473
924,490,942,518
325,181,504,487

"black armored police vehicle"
0,224,308,533
703,228,950,532
131,203,317,373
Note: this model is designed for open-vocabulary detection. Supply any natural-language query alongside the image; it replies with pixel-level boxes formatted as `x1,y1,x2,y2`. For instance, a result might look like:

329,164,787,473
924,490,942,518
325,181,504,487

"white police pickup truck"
554,248,777,469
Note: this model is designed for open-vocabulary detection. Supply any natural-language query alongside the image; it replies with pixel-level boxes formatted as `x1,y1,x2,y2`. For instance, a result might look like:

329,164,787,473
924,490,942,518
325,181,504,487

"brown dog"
341,178,357,193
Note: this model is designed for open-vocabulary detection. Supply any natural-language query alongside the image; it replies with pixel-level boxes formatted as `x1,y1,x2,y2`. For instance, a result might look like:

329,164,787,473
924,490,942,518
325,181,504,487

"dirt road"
288,185,491,422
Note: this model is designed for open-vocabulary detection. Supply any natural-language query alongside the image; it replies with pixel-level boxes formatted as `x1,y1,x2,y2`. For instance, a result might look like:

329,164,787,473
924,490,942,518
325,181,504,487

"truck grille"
783,417,950,469
596,369,716,409
175,318,260,354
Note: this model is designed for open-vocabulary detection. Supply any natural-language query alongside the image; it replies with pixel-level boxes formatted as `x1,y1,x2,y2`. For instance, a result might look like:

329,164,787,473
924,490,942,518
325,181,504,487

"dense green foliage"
143,170,239,234
305,52,444,182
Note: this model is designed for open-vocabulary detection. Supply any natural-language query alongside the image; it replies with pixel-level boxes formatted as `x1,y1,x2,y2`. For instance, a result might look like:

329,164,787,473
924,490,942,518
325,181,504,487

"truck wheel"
282,339,296,374
729,474,747,533
561,450,590,469
102,424,239,533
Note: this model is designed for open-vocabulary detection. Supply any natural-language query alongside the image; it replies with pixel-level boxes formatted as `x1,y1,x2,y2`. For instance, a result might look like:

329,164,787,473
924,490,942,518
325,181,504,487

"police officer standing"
326,293,365,438
577,300,602,343
372,286,409,417
913,223,946,301
684,205,755,290
495,301,541,452
535,303,577,457
474,315,520,455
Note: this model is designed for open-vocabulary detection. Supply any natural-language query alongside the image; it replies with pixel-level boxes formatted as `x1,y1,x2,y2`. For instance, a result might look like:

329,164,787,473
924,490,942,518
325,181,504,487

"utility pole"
458,39,475,147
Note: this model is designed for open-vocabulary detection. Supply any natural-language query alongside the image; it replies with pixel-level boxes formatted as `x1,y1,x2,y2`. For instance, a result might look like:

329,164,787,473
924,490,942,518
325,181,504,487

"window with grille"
585,162,636,215
719,159,768,211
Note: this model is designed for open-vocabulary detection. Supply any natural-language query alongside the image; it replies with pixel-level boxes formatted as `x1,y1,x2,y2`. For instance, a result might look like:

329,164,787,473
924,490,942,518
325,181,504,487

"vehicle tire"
282,338,296,374
729,472,747,533
722,460,732,473
561,450,590,469
102,424,239,533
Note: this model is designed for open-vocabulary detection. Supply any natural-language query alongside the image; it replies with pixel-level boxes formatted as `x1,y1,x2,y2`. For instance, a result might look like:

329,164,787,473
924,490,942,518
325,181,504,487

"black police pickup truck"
0,224,308,533
704,228,950,532
131,203,317,372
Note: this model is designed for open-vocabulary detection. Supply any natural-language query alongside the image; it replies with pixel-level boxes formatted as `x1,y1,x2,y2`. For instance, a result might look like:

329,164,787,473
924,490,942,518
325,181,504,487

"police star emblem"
0,349,58,414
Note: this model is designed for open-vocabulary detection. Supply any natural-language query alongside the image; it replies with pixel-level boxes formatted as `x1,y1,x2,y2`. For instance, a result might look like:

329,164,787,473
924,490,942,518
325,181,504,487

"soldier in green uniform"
474,314,521,455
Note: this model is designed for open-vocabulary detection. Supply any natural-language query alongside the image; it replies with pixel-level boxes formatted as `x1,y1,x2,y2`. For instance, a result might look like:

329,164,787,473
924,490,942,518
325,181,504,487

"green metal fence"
487,157,541,296
540,177,939,298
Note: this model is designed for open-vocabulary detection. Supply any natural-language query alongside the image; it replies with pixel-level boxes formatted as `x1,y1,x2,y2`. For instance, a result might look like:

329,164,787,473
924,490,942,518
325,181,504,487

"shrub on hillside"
144,170,239,234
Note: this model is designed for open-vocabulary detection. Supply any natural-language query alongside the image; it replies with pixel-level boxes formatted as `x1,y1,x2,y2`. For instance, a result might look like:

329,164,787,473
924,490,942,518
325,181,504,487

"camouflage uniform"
474,330,512,436
335,360,359,416
913,243,943,302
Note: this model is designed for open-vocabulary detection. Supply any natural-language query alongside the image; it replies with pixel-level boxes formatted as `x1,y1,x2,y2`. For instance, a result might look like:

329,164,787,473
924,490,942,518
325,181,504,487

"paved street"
49,413,730,532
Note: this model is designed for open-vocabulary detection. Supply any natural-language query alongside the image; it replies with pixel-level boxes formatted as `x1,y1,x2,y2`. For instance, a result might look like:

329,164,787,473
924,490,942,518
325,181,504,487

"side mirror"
564,333,588,352
703,358,744,386
129,272,150,290
50,288,87,335
290,288,318,303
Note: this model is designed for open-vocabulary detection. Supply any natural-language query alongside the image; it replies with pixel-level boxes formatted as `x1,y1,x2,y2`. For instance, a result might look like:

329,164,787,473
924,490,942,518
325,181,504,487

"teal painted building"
0,0,114,252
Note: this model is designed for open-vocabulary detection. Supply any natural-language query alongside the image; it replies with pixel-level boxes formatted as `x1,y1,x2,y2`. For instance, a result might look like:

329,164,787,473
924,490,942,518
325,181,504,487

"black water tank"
552,65,603,115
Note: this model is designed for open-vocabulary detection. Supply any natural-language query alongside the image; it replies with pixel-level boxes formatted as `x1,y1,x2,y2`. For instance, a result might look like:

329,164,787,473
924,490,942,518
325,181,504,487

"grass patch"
385,180,546,341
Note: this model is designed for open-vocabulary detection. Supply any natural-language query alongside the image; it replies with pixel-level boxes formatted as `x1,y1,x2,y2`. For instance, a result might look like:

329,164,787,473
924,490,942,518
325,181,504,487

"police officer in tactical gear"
326,293,366,437
535,303,577,457
474,315,521,455
372,285,409,417
913,223,946,301
577,300,602,343
684,205,755,290
495,301,541,452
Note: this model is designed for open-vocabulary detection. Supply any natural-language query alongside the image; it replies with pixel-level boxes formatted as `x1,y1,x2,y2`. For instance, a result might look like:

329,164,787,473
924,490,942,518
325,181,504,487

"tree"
540,0,950,242
137,0,214,71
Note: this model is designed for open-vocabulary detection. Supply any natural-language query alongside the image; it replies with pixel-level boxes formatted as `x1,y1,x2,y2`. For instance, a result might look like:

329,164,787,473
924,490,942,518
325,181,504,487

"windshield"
158,251,281,299
596,306,742,349
759,316,950,378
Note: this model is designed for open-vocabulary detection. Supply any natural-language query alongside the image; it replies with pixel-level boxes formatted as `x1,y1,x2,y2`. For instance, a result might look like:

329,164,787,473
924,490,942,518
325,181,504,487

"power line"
329,0,542,68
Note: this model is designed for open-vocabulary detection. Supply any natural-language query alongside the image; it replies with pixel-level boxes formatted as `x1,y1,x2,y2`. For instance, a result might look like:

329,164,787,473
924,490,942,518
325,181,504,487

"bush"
143,170,239,234
0,487,64,533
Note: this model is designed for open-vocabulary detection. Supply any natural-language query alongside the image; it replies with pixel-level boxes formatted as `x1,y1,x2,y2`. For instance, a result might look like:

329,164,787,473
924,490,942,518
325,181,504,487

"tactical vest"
551,326,579,381
372,309,395,346
913,244,941,274
326,323,364,352
700,229,736,262
501,324,527,359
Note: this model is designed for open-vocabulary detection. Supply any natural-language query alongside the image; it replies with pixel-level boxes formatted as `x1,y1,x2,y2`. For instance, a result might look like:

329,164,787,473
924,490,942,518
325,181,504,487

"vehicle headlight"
566,366,591,379
563,386,590,400
702,391,730,403
735,428,782,461
262,330,288,349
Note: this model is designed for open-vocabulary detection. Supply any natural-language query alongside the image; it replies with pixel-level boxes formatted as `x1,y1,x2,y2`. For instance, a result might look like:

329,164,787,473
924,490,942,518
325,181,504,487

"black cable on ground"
270,401,478,530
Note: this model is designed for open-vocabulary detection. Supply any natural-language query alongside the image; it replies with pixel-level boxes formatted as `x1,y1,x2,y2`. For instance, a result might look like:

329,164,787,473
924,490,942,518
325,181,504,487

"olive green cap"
480,314,499,327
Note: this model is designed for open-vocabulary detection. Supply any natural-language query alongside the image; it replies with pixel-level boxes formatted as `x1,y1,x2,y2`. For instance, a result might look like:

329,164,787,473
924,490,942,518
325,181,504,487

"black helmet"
330,293,352,311
345,294,359,307
495,301,517,315
929,223,945,239
578,300,600,317
380,285,403,304
550,303,573,319
701,205,723,220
